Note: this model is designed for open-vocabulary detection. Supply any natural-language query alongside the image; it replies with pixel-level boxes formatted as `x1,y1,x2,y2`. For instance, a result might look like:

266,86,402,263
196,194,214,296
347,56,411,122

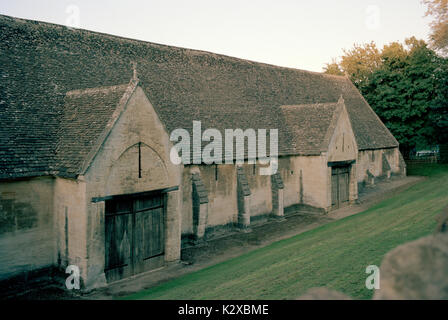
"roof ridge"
65,83,130,96
0,14,348,79
280,102,339,109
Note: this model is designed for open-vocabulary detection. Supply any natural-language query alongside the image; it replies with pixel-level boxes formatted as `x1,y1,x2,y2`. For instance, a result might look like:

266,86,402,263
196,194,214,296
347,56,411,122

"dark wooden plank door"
105,194,165,282
338,167,349,203
331,171,339,206
105,199,133,282
133,196,165,274
331,166,350,208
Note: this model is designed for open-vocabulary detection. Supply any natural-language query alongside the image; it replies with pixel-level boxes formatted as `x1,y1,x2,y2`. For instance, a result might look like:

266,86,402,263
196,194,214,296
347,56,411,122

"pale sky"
0,0,432,72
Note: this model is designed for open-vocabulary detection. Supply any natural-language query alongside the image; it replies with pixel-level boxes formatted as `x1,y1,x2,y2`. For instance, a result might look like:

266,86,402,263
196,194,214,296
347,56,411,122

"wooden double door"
105,193,165,282
331,165,350,208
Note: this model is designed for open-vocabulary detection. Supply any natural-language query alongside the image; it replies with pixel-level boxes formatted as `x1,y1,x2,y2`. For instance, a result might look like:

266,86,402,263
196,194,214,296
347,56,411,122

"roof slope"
281,103,341,155
0,15,398,179
55,83,136,177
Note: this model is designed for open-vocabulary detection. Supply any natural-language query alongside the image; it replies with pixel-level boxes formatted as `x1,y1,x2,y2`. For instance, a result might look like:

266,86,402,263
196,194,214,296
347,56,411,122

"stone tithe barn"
0,15,406,288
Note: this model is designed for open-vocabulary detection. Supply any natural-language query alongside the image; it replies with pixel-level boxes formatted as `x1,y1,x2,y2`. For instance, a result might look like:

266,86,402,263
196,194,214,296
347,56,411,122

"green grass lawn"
125,164,448,300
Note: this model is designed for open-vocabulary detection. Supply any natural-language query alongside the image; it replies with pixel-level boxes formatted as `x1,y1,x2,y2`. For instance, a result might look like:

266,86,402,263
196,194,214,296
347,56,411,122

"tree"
339,42,381,90
381,42,408,68
324,38,448,157
422,0,448,55
430,55,448,145
323,60,344,76
324,42,381,90
362,39,447,156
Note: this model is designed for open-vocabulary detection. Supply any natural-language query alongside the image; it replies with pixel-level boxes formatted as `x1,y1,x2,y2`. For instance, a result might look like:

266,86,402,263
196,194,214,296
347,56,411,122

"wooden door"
105,199,133,282
331,165,350,208
338,167,349,203
133,196,165,274
105,193,165,282
331,173,339,206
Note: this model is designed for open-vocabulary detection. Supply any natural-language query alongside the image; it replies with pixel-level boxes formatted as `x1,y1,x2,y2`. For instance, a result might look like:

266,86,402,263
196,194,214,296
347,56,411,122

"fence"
404,145,448,166
405,156,439,167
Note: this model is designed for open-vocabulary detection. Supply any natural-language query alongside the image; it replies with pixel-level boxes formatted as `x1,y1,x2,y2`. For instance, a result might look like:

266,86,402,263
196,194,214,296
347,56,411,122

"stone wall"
278,157,300,208
53,177,88,284
327,104,357,164
181,154,329,241
241,163,273,217
280,155,329,209
295,156,329,209
0,85,184,288
356,147,401,185
181,147,362,240
181,162,274,238
193,164,238,229
0,86,406,287
82,85,182,288
0,177,55,280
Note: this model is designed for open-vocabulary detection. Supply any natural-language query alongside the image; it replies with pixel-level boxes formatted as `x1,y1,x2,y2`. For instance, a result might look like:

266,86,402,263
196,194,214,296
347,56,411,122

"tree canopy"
423,0,448,54
324,38,448,156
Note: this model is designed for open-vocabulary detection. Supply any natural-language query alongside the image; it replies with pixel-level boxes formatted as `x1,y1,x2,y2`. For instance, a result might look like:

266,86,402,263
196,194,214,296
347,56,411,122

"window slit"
138,142,142,179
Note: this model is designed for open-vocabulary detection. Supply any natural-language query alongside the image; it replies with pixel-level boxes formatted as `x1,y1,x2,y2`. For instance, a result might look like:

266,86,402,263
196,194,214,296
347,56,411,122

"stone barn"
0,15,406,289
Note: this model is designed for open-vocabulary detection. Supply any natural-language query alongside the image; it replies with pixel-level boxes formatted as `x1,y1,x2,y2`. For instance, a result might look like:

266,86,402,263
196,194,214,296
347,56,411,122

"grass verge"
125,164,448,300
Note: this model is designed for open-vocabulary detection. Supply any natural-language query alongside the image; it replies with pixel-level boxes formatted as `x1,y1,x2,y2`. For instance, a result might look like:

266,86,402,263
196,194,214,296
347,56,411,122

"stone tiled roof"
280,102,342,155
0,15,398,179
55,83,137,177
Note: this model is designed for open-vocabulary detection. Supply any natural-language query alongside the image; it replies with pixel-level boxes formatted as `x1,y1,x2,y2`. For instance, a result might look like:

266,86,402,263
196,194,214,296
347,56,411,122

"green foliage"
124,165,448,300
324,42,381,90
325,38,448,154
363,40,443,151
323,61,344,76
340,42,382,90
430,57,448,143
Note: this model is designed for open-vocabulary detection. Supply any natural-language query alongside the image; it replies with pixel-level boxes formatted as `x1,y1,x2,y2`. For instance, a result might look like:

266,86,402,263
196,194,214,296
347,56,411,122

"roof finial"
131,61,138,82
